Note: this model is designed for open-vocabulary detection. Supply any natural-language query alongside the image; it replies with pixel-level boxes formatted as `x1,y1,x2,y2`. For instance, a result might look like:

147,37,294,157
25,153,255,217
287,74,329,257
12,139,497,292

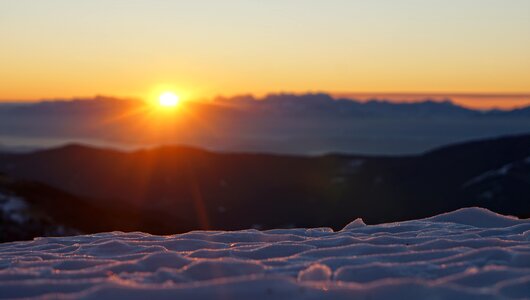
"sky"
1,0,529,107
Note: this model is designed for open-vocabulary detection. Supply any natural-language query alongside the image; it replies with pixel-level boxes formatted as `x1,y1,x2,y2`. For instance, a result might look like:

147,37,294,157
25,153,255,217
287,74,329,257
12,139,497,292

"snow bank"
1,207,529,299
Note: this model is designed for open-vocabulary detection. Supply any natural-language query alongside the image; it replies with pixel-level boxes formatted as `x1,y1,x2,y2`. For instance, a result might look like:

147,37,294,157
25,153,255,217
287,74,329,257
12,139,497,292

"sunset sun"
158,92,180,107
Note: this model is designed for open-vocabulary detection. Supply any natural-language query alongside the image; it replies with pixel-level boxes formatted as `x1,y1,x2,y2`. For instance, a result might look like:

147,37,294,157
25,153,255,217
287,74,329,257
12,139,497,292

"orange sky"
1,1,529,109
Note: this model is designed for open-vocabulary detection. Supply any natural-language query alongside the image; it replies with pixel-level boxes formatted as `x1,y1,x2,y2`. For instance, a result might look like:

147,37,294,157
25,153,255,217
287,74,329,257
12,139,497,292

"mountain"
0,172,197,242
0,174,78,242
1,94,530,155
0,134,529,239
213,94,477,117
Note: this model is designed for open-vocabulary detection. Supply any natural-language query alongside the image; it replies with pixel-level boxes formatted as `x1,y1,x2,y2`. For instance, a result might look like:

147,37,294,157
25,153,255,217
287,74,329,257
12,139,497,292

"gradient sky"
1,0,529,104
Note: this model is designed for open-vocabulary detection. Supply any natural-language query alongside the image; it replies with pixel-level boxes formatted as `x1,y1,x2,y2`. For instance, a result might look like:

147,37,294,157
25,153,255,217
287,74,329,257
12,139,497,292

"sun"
158,92,180,107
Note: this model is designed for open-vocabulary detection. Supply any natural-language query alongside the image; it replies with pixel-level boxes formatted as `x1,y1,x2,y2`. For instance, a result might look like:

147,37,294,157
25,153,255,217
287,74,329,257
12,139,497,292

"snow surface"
1,207,530,299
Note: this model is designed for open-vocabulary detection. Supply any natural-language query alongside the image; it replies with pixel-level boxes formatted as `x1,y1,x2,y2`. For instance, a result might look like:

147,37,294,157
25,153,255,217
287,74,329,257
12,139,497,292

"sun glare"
158,92,180,107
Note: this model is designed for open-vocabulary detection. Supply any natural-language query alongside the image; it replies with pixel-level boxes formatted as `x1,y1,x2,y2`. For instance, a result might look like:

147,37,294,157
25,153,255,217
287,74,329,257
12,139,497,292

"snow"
1,208,530,299
0,193,30,224
462,162,517,187
463,169,506,188
348,159,365,169
462,156,530,188
339,159,365,175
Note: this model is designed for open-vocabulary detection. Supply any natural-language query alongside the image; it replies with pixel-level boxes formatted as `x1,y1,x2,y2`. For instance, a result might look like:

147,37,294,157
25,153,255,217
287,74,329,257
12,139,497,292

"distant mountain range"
1,94,530,154
1,134,529,242
214,93,530,117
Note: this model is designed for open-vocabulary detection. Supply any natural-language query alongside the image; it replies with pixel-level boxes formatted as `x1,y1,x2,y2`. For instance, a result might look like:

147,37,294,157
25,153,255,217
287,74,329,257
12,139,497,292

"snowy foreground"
1,208,530,299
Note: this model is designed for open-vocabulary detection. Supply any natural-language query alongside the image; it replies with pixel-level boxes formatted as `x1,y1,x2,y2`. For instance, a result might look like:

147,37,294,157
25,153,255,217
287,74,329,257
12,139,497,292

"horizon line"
2,91,530,111
2,91,530,102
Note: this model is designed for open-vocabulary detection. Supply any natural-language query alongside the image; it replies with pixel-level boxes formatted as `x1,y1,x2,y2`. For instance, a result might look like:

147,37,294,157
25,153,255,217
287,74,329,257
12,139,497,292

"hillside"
0,174,195,242
0,134,529,236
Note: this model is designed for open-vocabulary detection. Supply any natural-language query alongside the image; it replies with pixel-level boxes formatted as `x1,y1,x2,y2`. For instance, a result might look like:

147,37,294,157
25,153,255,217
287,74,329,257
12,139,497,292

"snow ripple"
0,207,529,299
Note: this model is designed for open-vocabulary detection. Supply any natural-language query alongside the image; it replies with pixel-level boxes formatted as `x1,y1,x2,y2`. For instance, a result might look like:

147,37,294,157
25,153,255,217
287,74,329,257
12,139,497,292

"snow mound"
1,207,530,299
425,207,523,228
341,217,366,230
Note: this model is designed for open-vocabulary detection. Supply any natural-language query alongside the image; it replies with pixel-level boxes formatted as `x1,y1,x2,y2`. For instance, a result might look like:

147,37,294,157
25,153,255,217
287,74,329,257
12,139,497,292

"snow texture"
1,207,530,299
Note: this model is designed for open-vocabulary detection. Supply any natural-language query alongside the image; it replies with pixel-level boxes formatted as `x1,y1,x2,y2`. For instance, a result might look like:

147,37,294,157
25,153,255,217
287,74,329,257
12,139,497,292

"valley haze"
1,93,530,155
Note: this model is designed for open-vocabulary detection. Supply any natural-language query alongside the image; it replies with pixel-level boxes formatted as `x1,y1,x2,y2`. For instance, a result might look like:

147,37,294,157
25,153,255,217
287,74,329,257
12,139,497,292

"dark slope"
0,135,529,233
0,173,195,242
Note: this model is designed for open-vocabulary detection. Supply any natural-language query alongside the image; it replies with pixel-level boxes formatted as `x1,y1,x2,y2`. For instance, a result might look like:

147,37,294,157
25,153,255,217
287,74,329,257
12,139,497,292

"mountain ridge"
0,134,529,239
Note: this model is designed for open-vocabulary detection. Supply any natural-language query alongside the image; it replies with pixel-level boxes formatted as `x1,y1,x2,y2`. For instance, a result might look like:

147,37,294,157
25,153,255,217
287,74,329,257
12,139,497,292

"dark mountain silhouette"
0,134,529,241
0,173,196,242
